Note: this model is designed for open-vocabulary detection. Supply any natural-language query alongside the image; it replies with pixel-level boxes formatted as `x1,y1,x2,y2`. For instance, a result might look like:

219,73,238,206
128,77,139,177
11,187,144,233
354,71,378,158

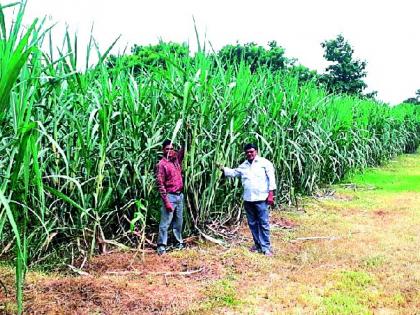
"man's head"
162,139,175,159
244,143,258,162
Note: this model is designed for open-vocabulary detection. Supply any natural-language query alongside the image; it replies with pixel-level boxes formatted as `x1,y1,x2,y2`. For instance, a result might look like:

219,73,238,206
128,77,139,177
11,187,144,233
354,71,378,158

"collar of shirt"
245,155,260,166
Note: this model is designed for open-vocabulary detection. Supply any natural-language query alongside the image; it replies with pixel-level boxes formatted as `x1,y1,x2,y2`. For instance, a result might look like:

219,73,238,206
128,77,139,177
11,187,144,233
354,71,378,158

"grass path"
1,152,419,314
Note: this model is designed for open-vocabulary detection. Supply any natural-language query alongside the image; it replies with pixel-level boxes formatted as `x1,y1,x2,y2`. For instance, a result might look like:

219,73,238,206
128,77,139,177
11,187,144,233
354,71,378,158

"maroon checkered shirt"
155,148,184,205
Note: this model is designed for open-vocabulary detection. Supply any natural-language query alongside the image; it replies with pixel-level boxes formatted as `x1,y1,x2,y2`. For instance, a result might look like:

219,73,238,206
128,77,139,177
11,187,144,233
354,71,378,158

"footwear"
157,246,166,255
249,245,262,253
175,243,185,250
263,250,273,257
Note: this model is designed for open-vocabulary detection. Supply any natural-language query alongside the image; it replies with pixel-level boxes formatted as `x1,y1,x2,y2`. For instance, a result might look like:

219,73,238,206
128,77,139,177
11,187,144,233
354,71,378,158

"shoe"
157,246,166,255
249,245,262,253
263,250,273,257
175,243,185,250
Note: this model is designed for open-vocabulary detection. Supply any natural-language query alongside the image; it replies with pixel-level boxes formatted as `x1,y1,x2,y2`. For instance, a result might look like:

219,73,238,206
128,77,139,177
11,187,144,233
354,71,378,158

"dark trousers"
157,193,183,248
244,200,271,253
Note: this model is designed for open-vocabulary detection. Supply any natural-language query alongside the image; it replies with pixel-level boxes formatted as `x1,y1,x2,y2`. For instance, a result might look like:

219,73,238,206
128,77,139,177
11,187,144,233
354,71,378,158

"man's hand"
165,201,174,212
266,191,275,206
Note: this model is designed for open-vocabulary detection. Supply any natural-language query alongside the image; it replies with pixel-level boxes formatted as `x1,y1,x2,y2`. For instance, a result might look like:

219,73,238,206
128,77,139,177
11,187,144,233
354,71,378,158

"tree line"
107,34,378,100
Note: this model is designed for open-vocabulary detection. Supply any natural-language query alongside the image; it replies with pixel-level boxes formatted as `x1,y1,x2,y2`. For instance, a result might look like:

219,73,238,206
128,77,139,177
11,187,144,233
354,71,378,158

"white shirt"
223,156,276,202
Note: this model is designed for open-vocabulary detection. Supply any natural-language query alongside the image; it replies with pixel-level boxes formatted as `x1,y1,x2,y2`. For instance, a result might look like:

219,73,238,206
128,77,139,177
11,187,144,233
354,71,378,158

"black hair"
162,139,172,148
243,143,258,151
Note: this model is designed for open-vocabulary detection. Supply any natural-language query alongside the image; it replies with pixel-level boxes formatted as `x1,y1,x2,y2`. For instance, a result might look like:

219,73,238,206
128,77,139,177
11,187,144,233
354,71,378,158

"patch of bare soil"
2,190,417,315
0,213,301,314
271,216,298,229
1,244,226,315
373,209,387,217
371,208,403,225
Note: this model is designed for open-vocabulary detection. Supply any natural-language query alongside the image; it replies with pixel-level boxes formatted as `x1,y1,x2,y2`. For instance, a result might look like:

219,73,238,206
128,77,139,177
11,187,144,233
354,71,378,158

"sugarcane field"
1,1,420,314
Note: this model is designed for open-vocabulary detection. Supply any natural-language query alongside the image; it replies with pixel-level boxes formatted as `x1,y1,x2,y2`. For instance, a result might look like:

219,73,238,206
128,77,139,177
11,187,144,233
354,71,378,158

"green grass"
351,172,420,193
321,292,371,315
360,255,386,269
320,270,376,315
198,276,241,311
346,153,420,193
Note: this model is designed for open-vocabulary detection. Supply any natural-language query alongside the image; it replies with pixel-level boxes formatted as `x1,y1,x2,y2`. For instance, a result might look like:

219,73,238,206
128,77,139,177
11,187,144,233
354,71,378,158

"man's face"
163,144,175,159
245,148,257,162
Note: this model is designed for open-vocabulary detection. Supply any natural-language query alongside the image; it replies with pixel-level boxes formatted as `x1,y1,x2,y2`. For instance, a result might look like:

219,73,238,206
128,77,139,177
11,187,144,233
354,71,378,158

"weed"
337,270,374,290
201,276,240,310
321,292,371,315
320,270,376,314
360,255,386,269
391,292,406,306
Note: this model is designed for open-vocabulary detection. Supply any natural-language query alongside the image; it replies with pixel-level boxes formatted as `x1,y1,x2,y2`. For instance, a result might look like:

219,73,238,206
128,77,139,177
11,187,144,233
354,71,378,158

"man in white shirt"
221,143,276,256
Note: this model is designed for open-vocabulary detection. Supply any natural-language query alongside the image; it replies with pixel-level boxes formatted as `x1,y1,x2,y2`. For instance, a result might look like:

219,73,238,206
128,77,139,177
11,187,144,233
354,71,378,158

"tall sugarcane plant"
0,1,43,313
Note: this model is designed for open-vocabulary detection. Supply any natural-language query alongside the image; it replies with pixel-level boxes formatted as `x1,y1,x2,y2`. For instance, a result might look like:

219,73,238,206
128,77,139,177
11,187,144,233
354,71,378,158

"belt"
169,191,182,195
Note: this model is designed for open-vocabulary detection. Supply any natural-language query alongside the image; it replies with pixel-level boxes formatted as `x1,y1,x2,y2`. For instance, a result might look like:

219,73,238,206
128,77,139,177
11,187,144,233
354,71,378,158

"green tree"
363,90,378,100
403,89,420,104
321,34,367,95
107,42,190,75
217,41,291,73
288,64,320,84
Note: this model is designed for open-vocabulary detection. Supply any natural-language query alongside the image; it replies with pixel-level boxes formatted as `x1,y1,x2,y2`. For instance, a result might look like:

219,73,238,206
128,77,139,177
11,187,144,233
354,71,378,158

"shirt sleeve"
223,167,241,178
265,160,277,191
155,162,169,204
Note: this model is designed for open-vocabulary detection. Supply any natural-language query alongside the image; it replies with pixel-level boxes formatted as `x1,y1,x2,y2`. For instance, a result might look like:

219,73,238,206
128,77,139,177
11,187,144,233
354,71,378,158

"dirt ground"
1,153,419,314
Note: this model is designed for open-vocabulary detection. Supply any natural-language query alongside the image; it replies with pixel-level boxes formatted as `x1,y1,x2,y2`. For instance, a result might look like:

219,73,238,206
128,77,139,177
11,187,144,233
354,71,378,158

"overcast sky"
21,0,420,104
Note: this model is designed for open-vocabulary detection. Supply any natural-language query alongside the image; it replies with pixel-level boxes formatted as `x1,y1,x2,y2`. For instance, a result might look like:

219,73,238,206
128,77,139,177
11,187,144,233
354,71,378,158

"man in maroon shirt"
155,139,185,255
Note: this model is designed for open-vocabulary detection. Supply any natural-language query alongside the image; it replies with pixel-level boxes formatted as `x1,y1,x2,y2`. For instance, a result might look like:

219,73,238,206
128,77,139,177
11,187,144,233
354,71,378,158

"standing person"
155,139,185,255
221,143,276,256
